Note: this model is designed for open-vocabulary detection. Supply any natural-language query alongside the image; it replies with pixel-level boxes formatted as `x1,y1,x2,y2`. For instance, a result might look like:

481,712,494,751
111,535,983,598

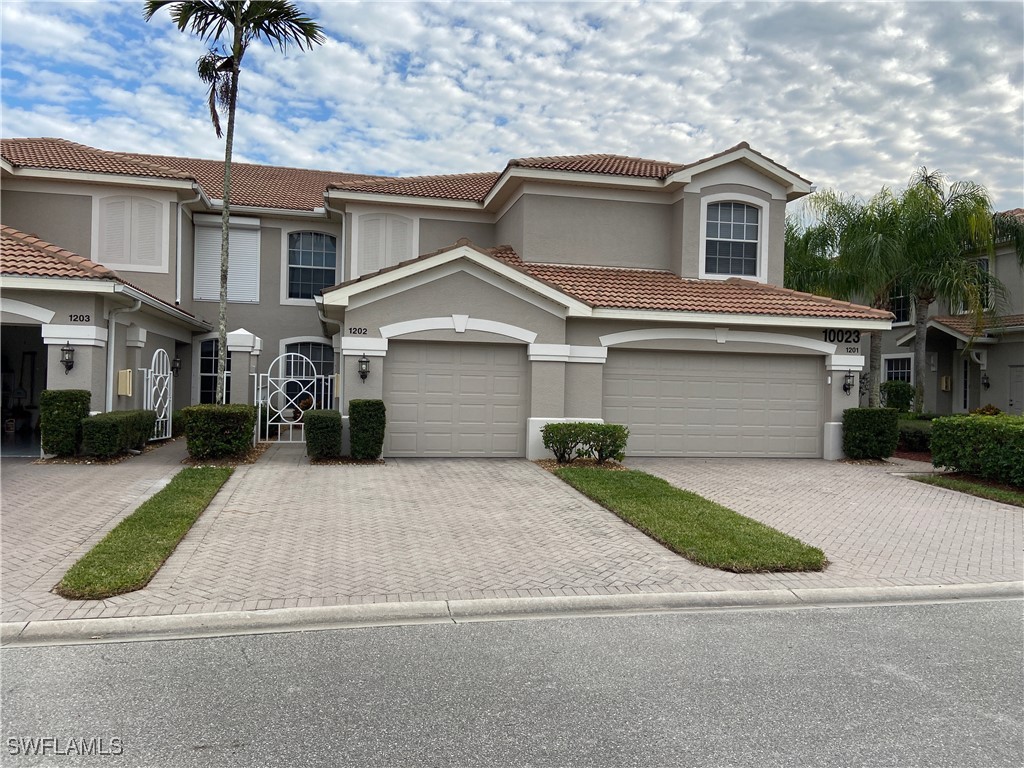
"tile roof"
1,224,119,280
931,314,1024,336
124,153,375,210
328,171,500,202
508,154,684,178
1,138,192,180
1,224,202,322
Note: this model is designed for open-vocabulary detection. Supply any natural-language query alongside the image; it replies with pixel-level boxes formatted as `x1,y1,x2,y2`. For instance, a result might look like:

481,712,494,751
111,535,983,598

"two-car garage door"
383,341,529,457
603,349,824,457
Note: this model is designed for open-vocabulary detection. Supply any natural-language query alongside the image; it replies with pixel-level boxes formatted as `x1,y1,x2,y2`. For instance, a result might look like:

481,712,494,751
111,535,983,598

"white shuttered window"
98,195,165,270
357,213,413,276
193,219,261,302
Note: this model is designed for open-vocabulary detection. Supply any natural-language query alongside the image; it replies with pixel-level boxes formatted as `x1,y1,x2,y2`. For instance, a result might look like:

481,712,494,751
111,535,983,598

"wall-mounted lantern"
171,356,182,378
842,370,855,395
358,355,370,382
60,342,75,374
981,371,991,390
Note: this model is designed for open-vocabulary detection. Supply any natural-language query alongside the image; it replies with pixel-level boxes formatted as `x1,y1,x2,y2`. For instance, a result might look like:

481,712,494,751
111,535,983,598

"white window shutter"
99,197,130,264
358,215,384,275
131,198,161,266
387,215,413,266
227,227,259,302
193,226,221,301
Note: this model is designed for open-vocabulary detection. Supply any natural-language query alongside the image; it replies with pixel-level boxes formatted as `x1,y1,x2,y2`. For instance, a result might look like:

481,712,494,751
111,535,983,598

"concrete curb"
2,581,1021,648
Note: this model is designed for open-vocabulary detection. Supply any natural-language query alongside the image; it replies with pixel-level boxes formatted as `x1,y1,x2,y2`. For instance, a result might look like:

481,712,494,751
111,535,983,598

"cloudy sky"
1,1,1021,210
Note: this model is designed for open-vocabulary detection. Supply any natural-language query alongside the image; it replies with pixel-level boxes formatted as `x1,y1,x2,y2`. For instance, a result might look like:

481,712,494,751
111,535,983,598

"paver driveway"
2,443,1020,623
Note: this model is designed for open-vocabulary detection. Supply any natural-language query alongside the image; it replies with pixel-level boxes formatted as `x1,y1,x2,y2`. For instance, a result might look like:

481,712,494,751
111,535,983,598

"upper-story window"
98,195,166,272
287,232,337,300
703,201,759,278
193,214,260,303
889,291,911,324
357,213,413,276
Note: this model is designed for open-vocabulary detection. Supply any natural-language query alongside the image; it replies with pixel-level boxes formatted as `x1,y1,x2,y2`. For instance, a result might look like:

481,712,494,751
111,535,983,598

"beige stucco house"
1,138,892,459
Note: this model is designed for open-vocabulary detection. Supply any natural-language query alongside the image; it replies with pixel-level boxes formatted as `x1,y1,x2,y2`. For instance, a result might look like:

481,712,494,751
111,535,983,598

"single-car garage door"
383,341,529,457
604,350,823,457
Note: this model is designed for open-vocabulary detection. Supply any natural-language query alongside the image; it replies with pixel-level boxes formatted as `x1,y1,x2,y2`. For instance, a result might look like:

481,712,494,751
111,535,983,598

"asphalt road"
2,601,1021,767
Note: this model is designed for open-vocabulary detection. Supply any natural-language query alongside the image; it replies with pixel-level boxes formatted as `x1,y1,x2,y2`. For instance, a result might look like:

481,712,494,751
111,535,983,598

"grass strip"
56,467,233,600
555,467,826,573
912,475,1023,508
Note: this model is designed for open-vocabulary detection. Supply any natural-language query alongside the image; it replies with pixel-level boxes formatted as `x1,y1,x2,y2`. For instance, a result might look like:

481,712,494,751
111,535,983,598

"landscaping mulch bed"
893,449,933,463
34,438,176,466
309,456,386,466
181,441,269,467
535,458,629,473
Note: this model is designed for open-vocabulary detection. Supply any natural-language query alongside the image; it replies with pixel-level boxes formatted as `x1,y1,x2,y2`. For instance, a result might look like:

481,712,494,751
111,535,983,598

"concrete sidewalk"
2,441,1021,642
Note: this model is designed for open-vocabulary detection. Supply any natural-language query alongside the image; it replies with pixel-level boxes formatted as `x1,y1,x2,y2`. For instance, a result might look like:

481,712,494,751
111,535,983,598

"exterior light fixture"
843,371,855,395
171,356,182,377
981,371,990,389
60,342,75,374
358,355,370,381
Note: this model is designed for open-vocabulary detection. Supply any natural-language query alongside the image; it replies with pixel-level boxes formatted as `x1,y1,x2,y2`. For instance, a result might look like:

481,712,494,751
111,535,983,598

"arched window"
287,232,337,299
284,341,334,408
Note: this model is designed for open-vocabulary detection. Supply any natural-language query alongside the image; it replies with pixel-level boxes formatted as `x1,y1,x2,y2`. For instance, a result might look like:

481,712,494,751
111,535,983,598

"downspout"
176,185,204,305
323,193,348,283
105,299,142,412
321,194,346,414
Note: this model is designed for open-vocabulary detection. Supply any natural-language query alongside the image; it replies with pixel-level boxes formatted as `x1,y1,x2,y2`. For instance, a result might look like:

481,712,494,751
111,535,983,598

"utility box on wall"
940,375,952,392
117,369,133,397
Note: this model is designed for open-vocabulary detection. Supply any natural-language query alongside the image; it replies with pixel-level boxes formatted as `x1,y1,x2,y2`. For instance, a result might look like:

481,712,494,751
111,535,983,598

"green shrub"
181,404,256,459
930,415,1024,487
842,408,899,459
39,389,91,456
897,418,932,453
581,423,630,464
81,410,155,459
880,380,914,412
349,399,386,460
542,422,591,463
305,409,342,460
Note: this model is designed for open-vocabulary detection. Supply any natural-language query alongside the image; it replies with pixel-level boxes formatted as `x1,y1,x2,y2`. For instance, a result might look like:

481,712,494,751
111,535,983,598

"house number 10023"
822,329,860,344
348,327,368,335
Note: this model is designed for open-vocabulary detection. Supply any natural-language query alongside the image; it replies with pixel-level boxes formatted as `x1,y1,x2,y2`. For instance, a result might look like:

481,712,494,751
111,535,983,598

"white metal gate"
254,352,335,443
142,348,173,441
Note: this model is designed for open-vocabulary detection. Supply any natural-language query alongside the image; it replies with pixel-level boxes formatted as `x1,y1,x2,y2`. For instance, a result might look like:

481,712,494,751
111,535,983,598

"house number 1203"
68,314,91,322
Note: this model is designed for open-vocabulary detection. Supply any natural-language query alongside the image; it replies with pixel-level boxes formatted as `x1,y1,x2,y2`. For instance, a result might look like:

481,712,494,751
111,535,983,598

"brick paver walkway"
1,444,1020,623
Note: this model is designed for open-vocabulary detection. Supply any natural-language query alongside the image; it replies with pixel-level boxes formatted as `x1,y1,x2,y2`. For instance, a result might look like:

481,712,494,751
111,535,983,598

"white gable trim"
599,327,837,355
0,298,55,324
667,147,812,197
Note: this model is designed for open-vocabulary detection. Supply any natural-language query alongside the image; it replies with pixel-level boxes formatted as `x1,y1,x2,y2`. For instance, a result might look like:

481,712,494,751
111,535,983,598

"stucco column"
525,344,607,460
226,328,262,406
824,353,865,461
41,324,108,412
125,325,146,410
338,337,388,414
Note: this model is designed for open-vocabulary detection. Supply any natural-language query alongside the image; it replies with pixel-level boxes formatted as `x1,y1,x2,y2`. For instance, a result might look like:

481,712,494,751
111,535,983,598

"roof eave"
589,307,892,330
5,166,197,191
667,146,813,201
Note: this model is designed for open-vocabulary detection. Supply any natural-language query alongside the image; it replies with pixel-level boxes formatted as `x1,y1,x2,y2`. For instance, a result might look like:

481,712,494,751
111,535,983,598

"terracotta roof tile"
125,153,375,210
1,224,120,280
1,138,192,180
508,154,683,178
328,171,500,202
932,314,1024,336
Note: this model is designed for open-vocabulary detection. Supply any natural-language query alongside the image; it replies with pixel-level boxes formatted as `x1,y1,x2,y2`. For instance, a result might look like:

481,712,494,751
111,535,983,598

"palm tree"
144,1,324,403
787,189,904,407
899,169,1010,412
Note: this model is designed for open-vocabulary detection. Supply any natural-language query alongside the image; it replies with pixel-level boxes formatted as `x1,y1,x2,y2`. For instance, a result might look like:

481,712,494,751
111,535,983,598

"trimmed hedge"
81,410,157,459
181,404,257,459
842,408,899,459
897,418,933,453
930,415,1024,487
880,380,914,412
40,389,91,457
542,422,631,464
305,409,343,459
349,399,386,460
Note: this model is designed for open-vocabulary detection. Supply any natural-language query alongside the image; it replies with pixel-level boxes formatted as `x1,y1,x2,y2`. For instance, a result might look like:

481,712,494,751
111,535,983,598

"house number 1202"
348,327,368,335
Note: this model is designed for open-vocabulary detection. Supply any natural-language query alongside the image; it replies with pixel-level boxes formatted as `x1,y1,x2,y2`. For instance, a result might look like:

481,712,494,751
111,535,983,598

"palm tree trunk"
913,295,930,414
868,329,882,407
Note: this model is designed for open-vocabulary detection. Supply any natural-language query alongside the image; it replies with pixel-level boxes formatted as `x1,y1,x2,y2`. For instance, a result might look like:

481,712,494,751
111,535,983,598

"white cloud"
1,1,1021,209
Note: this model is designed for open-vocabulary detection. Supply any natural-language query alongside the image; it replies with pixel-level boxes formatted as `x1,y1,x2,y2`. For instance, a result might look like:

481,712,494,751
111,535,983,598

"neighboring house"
868,211,1024,416
1,138,891,459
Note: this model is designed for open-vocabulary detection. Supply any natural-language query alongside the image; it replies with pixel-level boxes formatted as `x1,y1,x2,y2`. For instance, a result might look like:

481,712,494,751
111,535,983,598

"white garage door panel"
383,342,528,457
604,350,823,458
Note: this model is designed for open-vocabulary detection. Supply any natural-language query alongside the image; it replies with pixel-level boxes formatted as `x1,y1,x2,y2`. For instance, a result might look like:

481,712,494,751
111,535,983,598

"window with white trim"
357,213,413,276
704,202,759,277
97,195,165,271
884,356,913,383
287,232,337,299
889,291,911,324
284,341,334,409
198,339,231,404
193,217,260,302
